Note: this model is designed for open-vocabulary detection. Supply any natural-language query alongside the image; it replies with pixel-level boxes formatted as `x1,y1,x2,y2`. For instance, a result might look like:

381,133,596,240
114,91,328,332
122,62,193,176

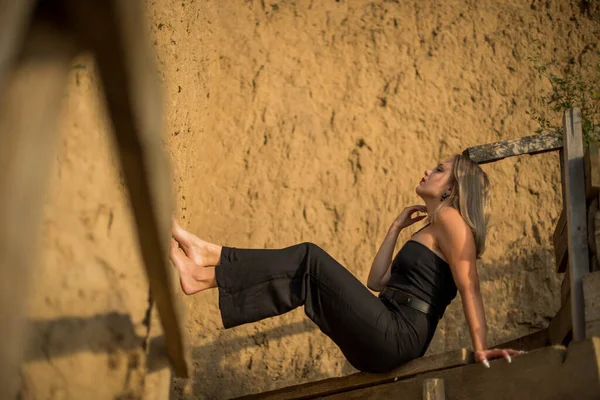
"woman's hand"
391,205,427,230
475,348,525,368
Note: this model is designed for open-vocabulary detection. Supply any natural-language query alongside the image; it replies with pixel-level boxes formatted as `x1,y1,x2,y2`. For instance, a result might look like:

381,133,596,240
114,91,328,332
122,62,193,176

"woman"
170,154,520,372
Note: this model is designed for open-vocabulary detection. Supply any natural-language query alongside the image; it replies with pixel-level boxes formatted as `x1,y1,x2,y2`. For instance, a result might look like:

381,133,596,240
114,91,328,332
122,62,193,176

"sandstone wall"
21,0,599,399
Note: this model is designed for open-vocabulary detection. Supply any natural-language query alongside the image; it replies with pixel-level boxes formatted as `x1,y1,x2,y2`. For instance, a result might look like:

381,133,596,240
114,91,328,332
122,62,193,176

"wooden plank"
584,141,600,202
548,294,572,345
588,199,599,257
64,0,189,377
561,268,571,305
559,148,567,207
591,255,599,274
462,131,562,164
563,107,590,341
235,349,473,400
0,14,76,400
583,271,600,338
492,328,550,351
553,208,568,273
595,207,600,272
423,379,445,400
323,339,600,400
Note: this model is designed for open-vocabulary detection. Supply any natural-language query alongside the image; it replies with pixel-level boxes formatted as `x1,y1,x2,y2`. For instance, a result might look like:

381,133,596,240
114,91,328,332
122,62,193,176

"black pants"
215,242,438,372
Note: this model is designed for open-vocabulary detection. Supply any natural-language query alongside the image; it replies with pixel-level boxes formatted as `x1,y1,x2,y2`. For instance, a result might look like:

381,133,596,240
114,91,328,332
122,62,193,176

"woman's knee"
300,242,327,259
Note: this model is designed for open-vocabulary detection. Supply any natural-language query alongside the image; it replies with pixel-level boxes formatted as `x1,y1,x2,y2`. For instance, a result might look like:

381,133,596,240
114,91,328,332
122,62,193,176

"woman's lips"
420,178,425,184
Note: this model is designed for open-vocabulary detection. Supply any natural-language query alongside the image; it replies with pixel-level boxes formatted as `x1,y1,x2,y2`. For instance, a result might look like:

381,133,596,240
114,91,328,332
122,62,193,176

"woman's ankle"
208,243,223,266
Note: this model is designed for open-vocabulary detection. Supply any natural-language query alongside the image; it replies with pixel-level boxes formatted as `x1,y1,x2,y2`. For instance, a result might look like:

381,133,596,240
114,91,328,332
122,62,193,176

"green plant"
524,35,600,145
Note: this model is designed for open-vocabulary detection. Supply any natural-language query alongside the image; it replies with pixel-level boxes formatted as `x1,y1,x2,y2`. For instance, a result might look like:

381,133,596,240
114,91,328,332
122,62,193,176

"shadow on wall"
479,242,561,333
22,312,147,398
24,312,145,362
24,312,327,398
183,320,349,399
427,241,561,356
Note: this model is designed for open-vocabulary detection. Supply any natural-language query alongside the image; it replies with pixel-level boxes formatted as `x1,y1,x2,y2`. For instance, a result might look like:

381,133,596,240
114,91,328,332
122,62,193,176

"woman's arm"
435,208,488,351
368,205,426,291
436,207,521,366
367,224,400,291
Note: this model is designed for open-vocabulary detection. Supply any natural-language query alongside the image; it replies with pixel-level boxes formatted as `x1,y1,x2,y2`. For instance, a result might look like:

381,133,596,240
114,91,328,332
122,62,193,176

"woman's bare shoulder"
434,207,472,240
436,206,464,225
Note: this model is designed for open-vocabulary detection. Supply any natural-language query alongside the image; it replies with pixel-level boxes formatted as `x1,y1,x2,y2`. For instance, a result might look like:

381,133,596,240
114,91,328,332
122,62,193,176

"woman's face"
415,157,455,200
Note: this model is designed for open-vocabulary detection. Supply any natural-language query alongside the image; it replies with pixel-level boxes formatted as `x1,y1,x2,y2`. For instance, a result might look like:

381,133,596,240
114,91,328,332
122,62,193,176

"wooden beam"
583,271,600,338
549,294,572,345
235,349,473,400
561,268,571,305
588,199,599,257
492,328,550,351
563,108,590,341
595,204,600,272
65,0,189,377
462,131,562,164
0,12,77,400
559,148,567,209
553,208,568,273
584,141,600,202
321,339,600,400
423,379,445,400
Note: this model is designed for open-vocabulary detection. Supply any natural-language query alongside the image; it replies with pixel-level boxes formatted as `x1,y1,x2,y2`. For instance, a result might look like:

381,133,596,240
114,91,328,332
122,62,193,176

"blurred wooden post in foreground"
0,3,77,398
0,1,189,397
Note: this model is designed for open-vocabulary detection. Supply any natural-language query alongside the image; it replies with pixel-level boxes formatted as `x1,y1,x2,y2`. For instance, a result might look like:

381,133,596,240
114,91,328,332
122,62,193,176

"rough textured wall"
21,0,599,399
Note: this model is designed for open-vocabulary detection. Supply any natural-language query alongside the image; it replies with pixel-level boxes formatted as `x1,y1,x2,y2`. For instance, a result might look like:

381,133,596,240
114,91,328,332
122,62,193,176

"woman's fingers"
502,349,512,363
409,215,427,224
408,206,427,220
477,348,526,368
406,204,427,213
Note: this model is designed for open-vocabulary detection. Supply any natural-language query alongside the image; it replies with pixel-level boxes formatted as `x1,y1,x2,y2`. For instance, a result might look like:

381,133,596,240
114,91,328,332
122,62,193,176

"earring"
441,193,449,201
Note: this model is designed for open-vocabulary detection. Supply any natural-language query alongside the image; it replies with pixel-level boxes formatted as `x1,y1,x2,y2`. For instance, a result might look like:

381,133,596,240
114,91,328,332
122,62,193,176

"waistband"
380,287,442,320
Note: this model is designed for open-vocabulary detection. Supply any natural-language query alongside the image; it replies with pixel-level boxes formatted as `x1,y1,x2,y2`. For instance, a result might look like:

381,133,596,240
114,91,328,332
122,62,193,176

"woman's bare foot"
171,219,222,267
170,239,216,295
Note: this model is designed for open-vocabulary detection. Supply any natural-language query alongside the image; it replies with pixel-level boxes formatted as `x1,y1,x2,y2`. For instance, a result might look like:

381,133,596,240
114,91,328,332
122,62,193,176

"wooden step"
584,271,600,338
422,378,445,400
235,349,473,400
322,338,600,400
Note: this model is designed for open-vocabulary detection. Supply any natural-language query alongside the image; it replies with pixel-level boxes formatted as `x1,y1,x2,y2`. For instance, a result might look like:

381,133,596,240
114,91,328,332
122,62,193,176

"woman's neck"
423,198,441,216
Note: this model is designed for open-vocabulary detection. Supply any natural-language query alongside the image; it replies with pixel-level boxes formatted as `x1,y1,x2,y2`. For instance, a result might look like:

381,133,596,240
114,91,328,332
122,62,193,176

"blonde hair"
430,154,490,258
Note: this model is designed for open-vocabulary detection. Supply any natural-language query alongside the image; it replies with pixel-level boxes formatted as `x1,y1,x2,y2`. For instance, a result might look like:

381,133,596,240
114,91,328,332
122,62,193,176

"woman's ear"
440,187,453,202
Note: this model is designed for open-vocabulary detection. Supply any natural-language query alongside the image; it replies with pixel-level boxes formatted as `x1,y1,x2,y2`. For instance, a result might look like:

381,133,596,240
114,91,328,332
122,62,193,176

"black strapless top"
386,240,457,313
